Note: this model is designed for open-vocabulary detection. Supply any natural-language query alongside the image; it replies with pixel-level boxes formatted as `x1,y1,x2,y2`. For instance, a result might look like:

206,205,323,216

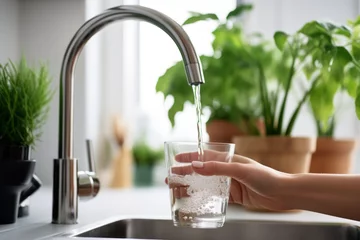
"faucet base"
52,158,78,224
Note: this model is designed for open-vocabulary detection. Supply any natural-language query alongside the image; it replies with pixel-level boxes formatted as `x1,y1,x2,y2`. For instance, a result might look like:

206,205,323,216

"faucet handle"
78,139,100,200
86,139,96,172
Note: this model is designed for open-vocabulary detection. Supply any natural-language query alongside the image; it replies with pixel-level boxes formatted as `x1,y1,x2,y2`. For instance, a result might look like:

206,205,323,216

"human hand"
166,150,292,211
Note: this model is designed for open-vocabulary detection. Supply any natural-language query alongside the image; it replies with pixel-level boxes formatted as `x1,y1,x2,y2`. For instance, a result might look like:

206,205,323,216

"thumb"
191,160,243,179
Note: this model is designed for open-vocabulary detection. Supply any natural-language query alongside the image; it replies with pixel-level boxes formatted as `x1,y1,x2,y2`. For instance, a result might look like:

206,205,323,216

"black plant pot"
0,160,36,224
0,144,41,223
0,144,31,161
18,174,42,218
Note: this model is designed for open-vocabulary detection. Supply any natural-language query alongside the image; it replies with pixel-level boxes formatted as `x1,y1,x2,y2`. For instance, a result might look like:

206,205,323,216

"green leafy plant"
304,21,357,137
254,20,359,136
132,140,164,167
0,57,54,146
278,20,359,137
345,17,360,122
156,4,281,135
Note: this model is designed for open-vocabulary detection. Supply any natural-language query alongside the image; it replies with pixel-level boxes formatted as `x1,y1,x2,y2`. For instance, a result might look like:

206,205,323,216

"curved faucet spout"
53,5,205,224
59,5,204,159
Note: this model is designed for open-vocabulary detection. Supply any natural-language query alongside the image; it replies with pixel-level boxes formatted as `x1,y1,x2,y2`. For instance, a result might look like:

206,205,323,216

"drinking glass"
164,141,235,228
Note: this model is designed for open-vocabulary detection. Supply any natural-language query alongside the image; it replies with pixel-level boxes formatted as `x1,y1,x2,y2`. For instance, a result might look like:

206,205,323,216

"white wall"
18,0,88,185
0,0,19,63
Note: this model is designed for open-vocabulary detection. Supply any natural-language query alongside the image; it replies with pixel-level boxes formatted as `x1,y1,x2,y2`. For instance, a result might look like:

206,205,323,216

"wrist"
275,173,303,210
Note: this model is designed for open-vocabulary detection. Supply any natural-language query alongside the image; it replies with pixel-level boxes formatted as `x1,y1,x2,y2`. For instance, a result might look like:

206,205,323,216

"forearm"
281,173,360,221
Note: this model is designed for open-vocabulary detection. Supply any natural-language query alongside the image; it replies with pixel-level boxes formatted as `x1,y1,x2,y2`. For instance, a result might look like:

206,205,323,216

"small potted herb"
0,57,53,223
0,57,53,156
132,139,164,187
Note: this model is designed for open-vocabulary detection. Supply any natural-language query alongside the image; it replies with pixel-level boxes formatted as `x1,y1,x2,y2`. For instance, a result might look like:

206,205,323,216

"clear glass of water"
164,141,235,228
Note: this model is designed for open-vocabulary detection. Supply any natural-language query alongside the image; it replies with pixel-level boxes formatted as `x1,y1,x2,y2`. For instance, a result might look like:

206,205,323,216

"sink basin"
61,218,360,240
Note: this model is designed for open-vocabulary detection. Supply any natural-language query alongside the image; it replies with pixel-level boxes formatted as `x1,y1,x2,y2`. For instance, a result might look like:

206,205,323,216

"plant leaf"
333,25,352,38
156,60,194,127
329,46,353,83
299,21,350,40
278,55,296,135
226,4,253,20
350,16,360,27
302,62,317,80
182,13,219,25
355,85,360,119
343,64,360,98
274,31,288,51
212,24,242,51
311,81,339,128
299,21,332,38
351,26,360,61
167,95,186,128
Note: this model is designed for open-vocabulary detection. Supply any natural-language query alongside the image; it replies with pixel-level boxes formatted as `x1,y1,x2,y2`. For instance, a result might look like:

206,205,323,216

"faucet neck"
58,5,204,160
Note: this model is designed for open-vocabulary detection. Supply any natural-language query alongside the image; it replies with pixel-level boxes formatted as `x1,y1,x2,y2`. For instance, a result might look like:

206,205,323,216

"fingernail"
192,161,204,168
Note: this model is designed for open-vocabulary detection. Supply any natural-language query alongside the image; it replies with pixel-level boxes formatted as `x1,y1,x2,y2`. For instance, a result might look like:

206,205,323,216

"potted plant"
132,139,164,187
0,57,53,223
304,19,360,174
156,4,273,143
234,20,360,208
234,20,359,179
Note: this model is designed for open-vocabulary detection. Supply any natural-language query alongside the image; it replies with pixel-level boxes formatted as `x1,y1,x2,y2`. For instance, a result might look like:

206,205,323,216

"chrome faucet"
52,5,205,224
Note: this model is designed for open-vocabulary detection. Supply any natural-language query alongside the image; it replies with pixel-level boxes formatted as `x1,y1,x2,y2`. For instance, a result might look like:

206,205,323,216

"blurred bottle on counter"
109,115,133,189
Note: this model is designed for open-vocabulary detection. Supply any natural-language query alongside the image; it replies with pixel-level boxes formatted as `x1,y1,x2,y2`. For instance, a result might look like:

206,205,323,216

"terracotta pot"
232,136,317,212
206,120,242,143
309,138,357,174
206,119,265,143
232,136,316,173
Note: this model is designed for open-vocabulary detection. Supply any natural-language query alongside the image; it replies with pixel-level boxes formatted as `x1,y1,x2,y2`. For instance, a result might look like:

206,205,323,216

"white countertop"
1,186,360,240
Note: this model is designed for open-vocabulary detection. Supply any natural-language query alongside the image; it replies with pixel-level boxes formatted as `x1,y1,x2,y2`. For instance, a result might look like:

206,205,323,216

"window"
135,0,237,146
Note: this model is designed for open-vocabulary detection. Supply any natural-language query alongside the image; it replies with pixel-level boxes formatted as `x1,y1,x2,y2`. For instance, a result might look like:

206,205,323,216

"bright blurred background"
1,0,360,188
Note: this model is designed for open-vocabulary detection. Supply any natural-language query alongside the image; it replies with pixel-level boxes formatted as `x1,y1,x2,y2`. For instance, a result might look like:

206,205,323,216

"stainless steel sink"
61,218,360,240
